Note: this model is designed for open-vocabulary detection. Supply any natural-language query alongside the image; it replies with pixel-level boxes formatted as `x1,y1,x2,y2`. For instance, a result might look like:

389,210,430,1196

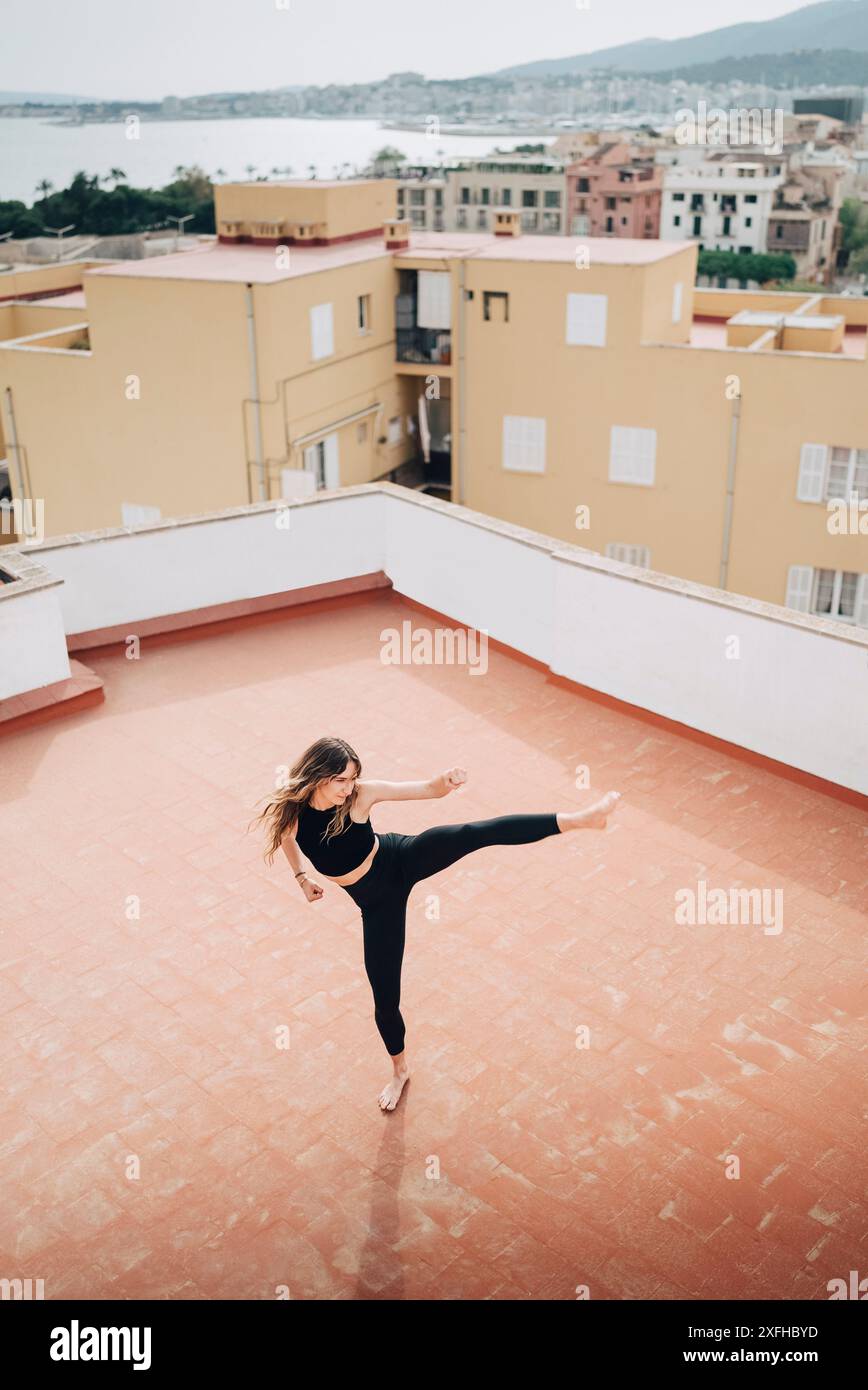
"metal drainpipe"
719,389,742,590
245,283,266,502
456,259,466,506
2,386,27,504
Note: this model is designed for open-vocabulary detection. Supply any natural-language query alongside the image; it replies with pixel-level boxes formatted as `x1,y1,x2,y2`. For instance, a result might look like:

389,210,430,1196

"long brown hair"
251,735,363,864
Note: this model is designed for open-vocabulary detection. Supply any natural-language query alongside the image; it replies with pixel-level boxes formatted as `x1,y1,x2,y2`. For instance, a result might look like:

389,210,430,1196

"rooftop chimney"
494,209,522,237
384,218,411,250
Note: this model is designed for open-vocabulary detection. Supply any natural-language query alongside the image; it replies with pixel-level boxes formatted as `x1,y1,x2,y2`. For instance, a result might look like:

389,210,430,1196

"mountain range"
495,0,868,76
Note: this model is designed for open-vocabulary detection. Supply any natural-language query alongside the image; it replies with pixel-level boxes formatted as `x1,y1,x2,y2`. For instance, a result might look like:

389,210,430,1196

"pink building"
567,142,663,239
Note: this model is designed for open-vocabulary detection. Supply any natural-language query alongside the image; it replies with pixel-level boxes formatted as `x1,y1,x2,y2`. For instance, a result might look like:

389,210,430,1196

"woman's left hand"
435,767,467,796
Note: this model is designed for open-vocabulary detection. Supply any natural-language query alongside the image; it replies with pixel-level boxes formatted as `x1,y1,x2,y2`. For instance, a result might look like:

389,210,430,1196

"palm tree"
244,163,257,180
105,168,127,188
307,164,317,180
35,179,53,199
214,167,227,182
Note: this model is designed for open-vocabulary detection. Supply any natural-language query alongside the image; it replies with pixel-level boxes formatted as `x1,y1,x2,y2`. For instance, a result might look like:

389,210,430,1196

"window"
609,426,656,486
411,189,425,206
397,189,405,204
302,434,339,489
621,217,628,226
787,566,868,625
723,215,732,236
673,215,681,227
481,187,491,204
357,294,371,333
745,194,757,203
566,292,607,347
501,188,512,206
460,187,470,204
672,192,685,202
606,542,651,567
798,444,868,502
577,178,590,193
387,416,402,445
692,215,702,236
522,189,538,208
775,225,784,239
573,214,590,234
542,212,561,232
477,209,487,228
738,245,751,254
310,303,334,360
605,197,616,210
745,217,752,228
121,503,161,526
502,415,546,474
456,208,467,228
690,194,704,211
605,216,614,233
434,189,443,207
544,190,561,208
672,281,683,323
483,290,509,322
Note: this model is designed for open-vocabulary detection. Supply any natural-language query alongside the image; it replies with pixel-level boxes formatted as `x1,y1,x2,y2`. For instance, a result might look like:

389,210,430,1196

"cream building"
1,178,867,625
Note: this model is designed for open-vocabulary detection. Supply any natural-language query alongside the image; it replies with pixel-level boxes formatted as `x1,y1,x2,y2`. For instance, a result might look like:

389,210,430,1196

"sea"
0,115,543,204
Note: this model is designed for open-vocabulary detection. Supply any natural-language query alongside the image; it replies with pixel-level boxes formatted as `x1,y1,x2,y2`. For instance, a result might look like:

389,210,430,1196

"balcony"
0,483,865,1301
395,326,452,365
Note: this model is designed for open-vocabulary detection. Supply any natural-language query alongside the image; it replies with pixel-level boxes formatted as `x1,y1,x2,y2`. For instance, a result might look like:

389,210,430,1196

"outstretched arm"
357,768,466,813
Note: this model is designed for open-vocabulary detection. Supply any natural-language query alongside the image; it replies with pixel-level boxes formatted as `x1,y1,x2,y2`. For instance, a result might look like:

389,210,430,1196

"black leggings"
342,813,561,1056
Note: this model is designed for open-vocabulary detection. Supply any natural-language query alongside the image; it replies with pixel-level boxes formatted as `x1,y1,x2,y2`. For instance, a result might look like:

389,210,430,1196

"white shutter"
785,564,813,612
672,281,683,323
280,468,317,499
566,293,607,347
121,503,161,526
796,444,827,502
855,573,868,627
323,433,339,488
503,415,546,474
310,303,334,360
609,426,656,486
417,271,451,329
606,543,651,567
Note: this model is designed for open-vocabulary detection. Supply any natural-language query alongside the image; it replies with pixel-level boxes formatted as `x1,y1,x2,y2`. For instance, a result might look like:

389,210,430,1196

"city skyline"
4,0,818,100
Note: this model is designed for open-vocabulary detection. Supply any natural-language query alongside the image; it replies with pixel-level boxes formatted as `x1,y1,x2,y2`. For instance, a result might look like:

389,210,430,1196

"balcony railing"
396,327,452,365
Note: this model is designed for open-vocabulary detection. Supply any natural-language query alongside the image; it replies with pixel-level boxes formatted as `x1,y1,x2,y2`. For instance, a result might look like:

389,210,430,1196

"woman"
255,736,620,1112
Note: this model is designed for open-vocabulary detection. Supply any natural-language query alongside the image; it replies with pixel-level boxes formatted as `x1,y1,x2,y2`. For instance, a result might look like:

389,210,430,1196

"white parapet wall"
9,483,868,795
0,566,70,699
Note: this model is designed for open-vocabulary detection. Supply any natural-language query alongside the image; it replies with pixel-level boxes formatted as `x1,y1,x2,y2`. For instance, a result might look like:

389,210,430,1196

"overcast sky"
4,0,813,99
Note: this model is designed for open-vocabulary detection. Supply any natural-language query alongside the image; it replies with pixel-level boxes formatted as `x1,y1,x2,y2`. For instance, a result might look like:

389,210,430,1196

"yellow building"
1,178,867,623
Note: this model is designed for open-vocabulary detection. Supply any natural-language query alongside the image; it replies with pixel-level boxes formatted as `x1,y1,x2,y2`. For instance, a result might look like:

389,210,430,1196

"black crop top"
293,801,376,876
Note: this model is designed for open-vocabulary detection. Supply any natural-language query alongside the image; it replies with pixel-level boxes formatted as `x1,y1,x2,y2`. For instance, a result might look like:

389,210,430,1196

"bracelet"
294,870,306,879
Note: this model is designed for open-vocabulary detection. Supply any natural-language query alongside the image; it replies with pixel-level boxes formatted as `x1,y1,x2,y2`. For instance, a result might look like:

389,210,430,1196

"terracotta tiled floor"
0,589,865,1300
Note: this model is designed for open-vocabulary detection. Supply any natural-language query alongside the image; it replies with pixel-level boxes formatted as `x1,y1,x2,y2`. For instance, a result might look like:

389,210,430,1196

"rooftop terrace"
0,485,865,1299
84,230,690,285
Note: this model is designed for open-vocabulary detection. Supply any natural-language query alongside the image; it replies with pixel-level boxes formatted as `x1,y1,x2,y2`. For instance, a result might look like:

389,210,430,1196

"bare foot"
378,1067,410,1111
558,791,621,832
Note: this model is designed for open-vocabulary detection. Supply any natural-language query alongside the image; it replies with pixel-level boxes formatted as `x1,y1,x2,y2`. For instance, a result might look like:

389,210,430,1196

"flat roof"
1,584,864,1298
85,231,691,285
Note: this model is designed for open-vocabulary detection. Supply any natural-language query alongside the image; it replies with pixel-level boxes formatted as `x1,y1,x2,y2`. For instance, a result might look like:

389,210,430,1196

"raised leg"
397,813,562,891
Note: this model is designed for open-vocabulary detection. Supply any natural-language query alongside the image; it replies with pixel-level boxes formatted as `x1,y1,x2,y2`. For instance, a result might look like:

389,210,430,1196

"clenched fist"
433,767,467,797
301,877,324,902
